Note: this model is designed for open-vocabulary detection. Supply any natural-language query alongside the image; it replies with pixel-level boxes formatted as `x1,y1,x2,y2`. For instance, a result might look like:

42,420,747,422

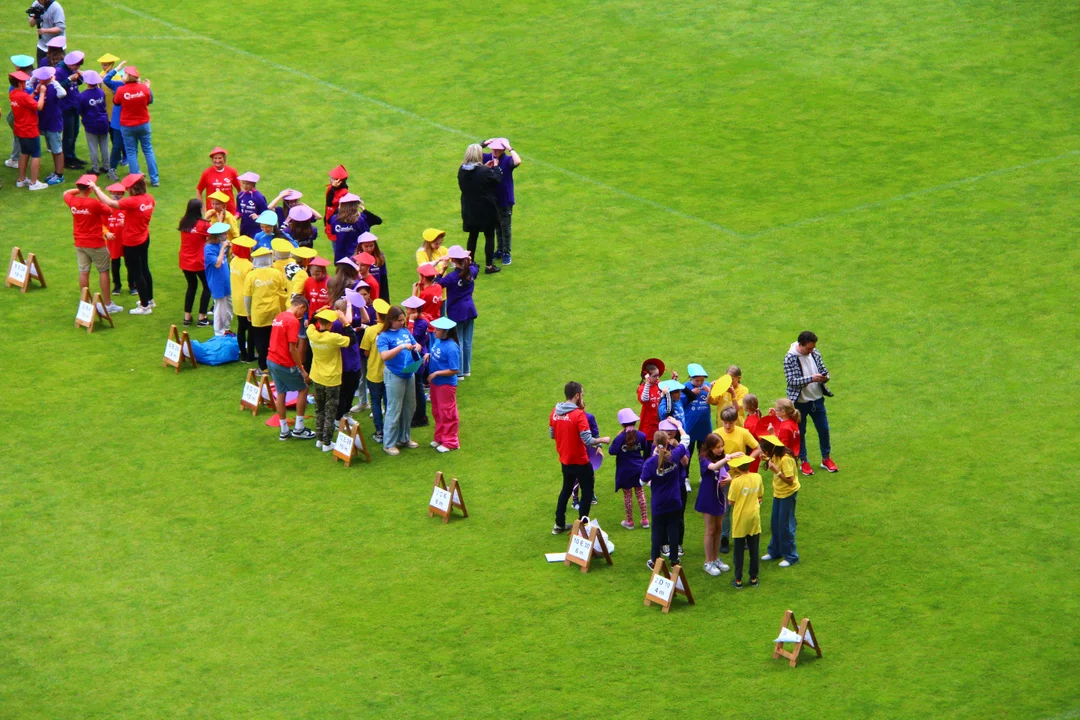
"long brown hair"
775,398,802,425
326,264,357,303
654,431,670,469
336,200,360,224
701,433,724,460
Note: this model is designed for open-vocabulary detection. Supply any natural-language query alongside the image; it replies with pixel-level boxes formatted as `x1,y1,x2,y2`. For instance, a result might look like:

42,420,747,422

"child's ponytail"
654,431,670,468
776,398,801,425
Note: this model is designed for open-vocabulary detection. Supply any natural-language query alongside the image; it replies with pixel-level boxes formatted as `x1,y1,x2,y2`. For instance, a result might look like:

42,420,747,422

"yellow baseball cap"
251,247,272,257
270,238,294,253
372,298,390,314
315,309,338,322
710,374,733,398
759,434,783,447
208,190,230,202
291,246,317,259
97,53,120,64
728,455,755,468
422,228,446,242
232,236,256,248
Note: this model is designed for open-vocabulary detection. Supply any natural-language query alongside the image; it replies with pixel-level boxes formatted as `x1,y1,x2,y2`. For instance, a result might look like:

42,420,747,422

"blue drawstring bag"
190,334,240,366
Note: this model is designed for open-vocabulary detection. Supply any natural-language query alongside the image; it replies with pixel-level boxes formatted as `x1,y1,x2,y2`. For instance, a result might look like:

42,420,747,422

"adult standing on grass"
550,381,610,535
8,69,49,190
481,138,521,266
177,198,211,327
113,66,158,187
63,175,122,314
784,330,838,476
196,147,239,215
458,143,503,275
28,0,65,68
90,173,156,314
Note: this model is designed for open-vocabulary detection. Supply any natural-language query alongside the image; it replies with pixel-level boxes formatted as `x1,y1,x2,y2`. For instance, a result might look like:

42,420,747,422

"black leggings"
123,239,153,308
411,371,428,426
651,510,683,568
556,463,594,528
335,369,362,421
733,534,761,582
250,325,272,371
237,315,252,361
182,269,211,315
110,257,123,289
467,228,495,267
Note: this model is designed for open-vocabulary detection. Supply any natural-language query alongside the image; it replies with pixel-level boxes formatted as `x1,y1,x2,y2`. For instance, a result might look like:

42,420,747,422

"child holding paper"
696,433,737,576
609,408,649,530
401,295,430,428
377,305,421,455
726,455,763,589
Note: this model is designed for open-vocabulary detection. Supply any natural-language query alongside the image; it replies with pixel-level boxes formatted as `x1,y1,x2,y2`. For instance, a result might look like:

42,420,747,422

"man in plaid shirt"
784,331,839,476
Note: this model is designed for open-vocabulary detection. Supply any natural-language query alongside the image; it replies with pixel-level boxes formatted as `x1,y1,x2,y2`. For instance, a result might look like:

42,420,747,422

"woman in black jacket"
458,143,503,274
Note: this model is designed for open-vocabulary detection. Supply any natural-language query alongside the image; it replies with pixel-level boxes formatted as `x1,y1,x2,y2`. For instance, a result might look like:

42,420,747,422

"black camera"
26,5,45,27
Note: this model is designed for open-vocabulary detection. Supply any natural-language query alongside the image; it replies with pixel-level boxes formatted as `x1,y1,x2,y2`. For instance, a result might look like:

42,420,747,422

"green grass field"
2,1,1078,717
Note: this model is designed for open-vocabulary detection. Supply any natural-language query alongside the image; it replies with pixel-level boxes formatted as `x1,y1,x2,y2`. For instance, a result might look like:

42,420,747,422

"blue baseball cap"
208,222,231,234
660,379,683,393
256,210,279,226
687,363,708,378
10,55,34,69
430,317,457,330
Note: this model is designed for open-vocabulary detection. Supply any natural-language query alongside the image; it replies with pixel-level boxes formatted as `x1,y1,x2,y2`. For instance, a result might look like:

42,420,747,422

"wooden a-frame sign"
240,368,274,415
563,518,613,573
772,610,822,667
644,557,695,613
6,247,45,292
333,417,372,466
427,471,468,523
162,324,197,372
74,287,113,333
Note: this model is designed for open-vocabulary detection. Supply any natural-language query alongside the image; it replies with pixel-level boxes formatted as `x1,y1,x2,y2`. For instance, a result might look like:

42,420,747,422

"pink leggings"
430,383,459,448
622,487,649,525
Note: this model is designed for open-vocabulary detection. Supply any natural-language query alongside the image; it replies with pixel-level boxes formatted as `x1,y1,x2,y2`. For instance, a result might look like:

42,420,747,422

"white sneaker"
148,299,157,308
436,445,451,453
715,559,731,573
4,158,18,169
779,559,792,568
315,441,322,450
321,444,333,453
28,181,49,191
430,441,439,448
129,304,152,315
105,303,123,314
761,554,775,561
16,179,30,188
704,562,721,576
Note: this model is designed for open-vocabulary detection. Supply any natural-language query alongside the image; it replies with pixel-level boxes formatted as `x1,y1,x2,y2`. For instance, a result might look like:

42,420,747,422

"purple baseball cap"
31,66,55,81
400,295,425,309
486,137,510,150
335,257,358,271
447,244,469,260
616,408,639,425
64,51,85,66
46,36,67,49
283,189,302,201
237,171,260,183
658,419,678,432
344,288,366,308
339,192,361,204
357,231,378,245
288,205,314,222
81,69,101,85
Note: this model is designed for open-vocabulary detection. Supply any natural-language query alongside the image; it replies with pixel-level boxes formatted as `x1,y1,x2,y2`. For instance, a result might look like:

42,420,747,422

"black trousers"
182,269,211,315
467,228,495,267
733,534,761,581
110,257,125,290
411,371,428,426
678,480,688,546
651,510,683,568
335,369,362,421
555,463,594,527
62,107,80,161
250,325,272,371
237,315,252,361
123,239,153,307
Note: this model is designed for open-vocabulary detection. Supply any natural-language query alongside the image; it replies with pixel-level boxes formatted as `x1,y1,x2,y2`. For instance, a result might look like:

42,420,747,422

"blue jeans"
458,318,475,375
367,380,386,433
767,492,798,563
109,127,126,169
794,397,831,461
120,123,159,183
383,373,416,449
61,108,80,160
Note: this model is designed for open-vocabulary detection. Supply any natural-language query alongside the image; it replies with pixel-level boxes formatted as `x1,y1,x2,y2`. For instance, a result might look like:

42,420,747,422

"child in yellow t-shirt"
716,404,762,553
229,236,256,362
244,248,288,373
307,307,355,451
359,298,390,444
726,455,763,589
760,435,800,568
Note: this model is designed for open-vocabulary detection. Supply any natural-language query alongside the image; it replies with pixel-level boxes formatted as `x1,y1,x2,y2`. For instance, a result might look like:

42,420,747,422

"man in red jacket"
550,381,610,534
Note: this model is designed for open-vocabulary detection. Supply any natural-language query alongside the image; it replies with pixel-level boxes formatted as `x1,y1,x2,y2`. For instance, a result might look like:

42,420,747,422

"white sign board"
164,339,182,364
334,430,354,457
8,261,27,285
567,533,593,562
241,382,260,407
429,485,451,513
76,301,94,324
647,573,675,602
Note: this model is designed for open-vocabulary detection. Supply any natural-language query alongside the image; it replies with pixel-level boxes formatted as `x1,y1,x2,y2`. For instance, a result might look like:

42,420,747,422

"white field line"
101,1,744,238
99,3,1078,240
0,28,198,40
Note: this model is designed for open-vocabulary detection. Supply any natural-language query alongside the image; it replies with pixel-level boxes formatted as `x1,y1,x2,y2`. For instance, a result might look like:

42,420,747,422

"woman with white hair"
457,143,503,275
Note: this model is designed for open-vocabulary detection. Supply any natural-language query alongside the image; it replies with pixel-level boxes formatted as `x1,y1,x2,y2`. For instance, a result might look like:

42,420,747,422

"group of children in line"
601,360,805,589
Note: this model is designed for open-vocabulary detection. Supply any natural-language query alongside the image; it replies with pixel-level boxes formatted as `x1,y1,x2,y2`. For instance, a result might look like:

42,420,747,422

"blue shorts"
268,360,308,393
18,136,40,159
42,130,61,155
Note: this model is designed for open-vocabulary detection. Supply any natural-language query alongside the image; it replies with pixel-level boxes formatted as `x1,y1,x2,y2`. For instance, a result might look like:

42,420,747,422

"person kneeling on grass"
726,454,763,589
267,296,315,441
426,316,461,453
307,306,356,451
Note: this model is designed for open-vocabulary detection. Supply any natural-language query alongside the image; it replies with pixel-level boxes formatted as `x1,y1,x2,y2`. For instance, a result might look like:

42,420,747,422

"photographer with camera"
26,0,66,67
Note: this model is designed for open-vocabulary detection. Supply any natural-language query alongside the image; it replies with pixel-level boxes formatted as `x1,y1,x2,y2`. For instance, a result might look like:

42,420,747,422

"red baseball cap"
354,252,375,266
328,164,348,180
105,183,125,194
75,174,98,187
307,256,330,267
9,70,30,83
208,146,227,157
124,66,139,78
416,264,438,278
120,173,144,188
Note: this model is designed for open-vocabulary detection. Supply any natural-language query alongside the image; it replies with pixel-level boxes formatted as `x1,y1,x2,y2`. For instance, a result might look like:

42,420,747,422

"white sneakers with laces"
28,180,48,191
129,305,152,315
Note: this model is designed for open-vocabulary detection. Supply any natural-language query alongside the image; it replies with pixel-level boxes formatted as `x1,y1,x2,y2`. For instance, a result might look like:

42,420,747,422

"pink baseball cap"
339,192,361,203
123,66,140,78
658,419,678,432
416,264,438,278
485,137,510,150
237,171,260,183
46,36,67,49
283,189,302,201
335,257,358,271
358,231,378,245
288,205,314,222
64,51,84,66
81,70,101,85
354,252,376,266
447,245,470,260
616,408,640,425
31,66,55,81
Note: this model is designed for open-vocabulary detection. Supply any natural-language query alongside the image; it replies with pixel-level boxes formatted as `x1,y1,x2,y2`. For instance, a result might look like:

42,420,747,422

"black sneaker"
590,497,599,505
571,499,579,511
749,578,759,587
371,432,383,443
646,559,655,571
182,318,192,326
112,287,122,295
732,578,743,590
720,537,730,554
128,288,138,296
484,265,501,274
278,429,292,441
65,158,85,169
552,524,568,535
290,427,316,440
197,318,210,327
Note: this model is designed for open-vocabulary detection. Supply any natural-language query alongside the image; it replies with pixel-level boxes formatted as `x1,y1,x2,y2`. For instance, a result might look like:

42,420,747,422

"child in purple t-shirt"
609,408,650,530
76,71,110,175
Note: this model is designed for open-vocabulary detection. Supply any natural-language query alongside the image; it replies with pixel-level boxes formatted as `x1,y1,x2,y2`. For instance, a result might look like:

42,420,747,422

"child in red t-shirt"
9,73,47,189
103,182,127,294
414,264,443,321
772,398,803,461
741,394,764,472
638,358,677,447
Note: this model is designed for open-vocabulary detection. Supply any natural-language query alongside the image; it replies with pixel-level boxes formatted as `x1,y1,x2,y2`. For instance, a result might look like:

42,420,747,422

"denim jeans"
767,492,799,563
7,110,19,163
109,127,126,169
367,380,386,433
382,373,416,449
61,108,80,160
458,318,475,375
794,397,831,461
120,123,159,183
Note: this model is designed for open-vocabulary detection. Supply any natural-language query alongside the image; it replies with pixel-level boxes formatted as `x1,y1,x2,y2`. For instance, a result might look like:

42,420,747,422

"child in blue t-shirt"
683,363,713,459
375,305,421,455
658,379,686,426
204,223,233,336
